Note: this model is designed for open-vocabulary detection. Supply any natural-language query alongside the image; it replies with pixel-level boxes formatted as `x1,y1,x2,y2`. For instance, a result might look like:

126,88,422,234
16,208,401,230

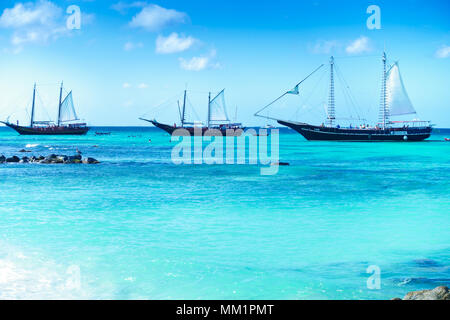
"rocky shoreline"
0,153,100,164
394,286,449,300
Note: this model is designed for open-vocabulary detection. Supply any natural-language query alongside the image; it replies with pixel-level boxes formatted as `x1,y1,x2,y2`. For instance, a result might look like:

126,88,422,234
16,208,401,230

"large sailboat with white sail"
255,52,432,141
140,89,244,136
2,82,89,135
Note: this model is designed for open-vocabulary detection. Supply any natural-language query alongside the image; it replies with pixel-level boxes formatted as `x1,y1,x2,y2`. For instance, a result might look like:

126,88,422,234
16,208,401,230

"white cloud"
0,1,91,50
309,40,340,54
156,32,195,54
179,50,219,71
345,36,371,55
123,100,135,108
124,41,143,51
129,4,187,31
0,0,61,28
435,45,450,58
180,56,208,71
123,82,148,89
111,1,147,14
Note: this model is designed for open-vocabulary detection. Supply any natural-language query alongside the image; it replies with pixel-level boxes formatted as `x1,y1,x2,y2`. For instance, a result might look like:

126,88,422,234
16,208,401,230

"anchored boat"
140,89,244,136
255,52,432,141
2,82,89,135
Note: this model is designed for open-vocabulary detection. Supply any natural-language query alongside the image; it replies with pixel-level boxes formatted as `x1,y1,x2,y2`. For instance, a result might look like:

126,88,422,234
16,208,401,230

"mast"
57,81,63,126
181,89,187,127
207,92,211,128
379,52,388,129
328,56,336,127
30,83,36,127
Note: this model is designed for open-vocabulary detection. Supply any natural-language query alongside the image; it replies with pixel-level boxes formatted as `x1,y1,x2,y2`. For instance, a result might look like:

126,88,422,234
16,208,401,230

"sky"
0,0,449,126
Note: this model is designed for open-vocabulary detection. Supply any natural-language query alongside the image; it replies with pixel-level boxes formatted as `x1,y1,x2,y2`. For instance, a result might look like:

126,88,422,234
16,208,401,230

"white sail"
209,89,229,122
59,91,79,122
386,63,416,116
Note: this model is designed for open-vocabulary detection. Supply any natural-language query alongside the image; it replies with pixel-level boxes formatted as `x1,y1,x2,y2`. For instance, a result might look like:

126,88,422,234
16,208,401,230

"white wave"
25,144,39,148
0,243,91,300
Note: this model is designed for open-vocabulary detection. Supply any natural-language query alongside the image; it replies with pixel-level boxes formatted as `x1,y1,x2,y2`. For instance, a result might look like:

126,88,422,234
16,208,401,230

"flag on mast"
286,84,299,95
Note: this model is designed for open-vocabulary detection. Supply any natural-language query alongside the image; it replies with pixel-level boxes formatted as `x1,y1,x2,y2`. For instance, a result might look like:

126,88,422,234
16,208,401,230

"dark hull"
2,122,89,135
141,119,244,136
278,120,431,142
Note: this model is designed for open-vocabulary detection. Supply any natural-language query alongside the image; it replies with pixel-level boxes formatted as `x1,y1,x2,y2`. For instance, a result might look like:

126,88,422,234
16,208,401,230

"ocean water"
0,126,449,300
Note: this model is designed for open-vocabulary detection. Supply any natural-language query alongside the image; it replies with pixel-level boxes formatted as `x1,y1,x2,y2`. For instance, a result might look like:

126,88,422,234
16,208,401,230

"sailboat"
255,52,432,141
1,82,89,135
140,89,244,136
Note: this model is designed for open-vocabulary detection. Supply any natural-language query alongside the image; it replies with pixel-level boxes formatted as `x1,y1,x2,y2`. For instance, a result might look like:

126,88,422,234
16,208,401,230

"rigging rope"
289,68,327,121
35,90,53,122
334,63,363,121
140,91,184,118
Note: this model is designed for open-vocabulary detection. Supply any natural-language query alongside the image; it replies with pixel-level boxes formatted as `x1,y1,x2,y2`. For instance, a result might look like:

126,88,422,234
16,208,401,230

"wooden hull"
141,119,245,136
2,122,89,135
278,120,432,142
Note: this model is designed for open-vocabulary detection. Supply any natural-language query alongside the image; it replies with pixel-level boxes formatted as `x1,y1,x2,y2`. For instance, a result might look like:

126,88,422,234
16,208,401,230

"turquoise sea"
0,126,449,300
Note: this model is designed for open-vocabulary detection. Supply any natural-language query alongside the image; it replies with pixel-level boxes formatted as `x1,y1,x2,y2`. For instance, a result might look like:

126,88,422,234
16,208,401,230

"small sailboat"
140,89,244,136
1,82,89,135
255,52,432,141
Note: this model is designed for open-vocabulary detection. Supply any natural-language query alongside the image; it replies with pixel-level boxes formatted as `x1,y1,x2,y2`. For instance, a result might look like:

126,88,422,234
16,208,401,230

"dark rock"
82,157,100,164
6,156,20,163
403,286,450,300
68,155,82,161
45,154,58,160
1,153,99,165
66,155,82,164
271,161,290,166
19,149,31,153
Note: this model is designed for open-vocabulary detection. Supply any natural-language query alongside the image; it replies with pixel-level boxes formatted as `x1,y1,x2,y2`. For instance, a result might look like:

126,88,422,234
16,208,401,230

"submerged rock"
402,286,449,300
413,259,442,268
0,155,5,163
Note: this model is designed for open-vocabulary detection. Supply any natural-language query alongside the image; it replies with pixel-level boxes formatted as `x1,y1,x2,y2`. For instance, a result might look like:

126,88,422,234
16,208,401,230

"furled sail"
386,63,416,116
209,89,229,122
59,91,79,122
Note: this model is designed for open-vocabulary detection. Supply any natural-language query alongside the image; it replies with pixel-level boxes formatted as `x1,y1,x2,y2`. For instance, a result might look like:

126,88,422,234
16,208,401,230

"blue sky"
0,0,449,126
